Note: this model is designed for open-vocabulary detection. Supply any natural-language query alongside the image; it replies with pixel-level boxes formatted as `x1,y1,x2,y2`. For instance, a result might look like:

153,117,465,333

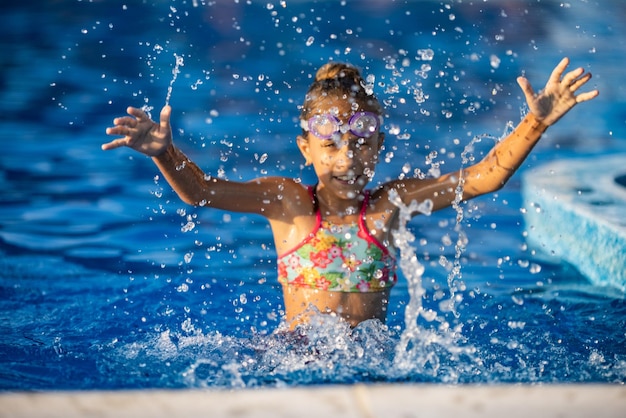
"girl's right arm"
102,105,299,218
151,142,299,217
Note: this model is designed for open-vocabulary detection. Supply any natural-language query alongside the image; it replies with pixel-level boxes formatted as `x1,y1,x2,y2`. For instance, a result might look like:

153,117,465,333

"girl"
103,58,598,328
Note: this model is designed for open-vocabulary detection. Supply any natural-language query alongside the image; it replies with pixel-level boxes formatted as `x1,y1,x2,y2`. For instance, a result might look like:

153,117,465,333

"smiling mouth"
335,174,360,185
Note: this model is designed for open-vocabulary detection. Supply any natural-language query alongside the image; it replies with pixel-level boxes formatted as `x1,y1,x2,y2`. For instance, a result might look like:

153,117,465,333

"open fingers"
105,125,132,137
548,57,570,85
113,116,137,128
564,68,598,102
101,137,129,151
126,106,149,121
562,66,586,87
575,89,600,103
568,72,592,92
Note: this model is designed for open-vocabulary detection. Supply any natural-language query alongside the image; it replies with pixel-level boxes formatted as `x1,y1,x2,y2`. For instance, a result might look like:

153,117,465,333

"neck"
315,184,364,220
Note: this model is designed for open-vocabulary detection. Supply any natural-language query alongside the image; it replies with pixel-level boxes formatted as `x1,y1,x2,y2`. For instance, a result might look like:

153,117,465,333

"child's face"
298,100,384,199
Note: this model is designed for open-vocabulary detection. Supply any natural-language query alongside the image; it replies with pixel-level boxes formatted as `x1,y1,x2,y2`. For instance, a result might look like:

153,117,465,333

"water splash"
173,316,400,388
387,189,479,380
388,189,431,333
165,53,185,106
440,133,497,316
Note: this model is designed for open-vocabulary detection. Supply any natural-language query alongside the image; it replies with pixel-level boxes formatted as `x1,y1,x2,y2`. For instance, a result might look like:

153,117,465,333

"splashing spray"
165,53,184,106
388,189,431,362
389,188,479,379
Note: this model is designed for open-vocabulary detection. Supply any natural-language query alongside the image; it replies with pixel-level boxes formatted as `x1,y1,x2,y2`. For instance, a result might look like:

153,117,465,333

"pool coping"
2,384,625,417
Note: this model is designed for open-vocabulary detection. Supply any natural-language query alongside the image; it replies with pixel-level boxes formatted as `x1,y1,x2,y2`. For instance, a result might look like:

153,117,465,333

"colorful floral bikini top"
277,186,397,293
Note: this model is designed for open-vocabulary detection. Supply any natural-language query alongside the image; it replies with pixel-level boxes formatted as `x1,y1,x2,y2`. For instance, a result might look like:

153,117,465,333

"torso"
270,185,398,328
268,182,399,259
277,186,396,292
282,285,390,328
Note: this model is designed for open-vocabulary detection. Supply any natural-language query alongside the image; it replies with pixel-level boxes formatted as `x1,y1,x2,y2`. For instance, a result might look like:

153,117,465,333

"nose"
335,140,356,169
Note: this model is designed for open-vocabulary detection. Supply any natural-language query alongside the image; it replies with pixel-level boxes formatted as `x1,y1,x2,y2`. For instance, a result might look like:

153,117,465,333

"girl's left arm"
389,57,599,214
462,57,598,199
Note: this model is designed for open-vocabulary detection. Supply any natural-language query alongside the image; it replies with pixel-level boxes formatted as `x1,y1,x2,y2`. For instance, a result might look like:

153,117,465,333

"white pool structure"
522,154,626,290
1,384,625,417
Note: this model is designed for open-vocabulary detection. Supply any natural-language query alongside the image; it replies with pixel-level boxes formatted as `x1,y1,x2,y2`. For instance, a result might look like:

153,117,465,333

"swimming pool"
1,0,625,390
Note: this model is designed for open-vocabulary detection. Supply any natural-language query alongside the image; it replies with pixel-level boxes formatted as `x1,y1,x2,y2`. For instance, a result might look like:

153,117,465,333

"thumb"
160,105,172,130
517,76,536,102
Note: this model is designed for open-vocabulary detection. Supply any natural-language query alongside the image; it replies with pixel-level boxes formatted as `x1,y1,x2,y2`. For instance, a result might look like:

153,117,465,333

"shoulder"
254,177,312,200
361,183,400,228
369,175,460,218
367,180,414,207
255,177,315,217
365,178,432,221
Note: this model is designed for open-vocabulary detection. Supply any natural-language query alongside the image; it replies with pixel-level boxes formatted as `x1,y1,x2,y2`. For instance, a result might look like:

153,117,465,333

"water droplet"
421,309,437,321
490,54,501,69
417,48,434,61
181,221,195,233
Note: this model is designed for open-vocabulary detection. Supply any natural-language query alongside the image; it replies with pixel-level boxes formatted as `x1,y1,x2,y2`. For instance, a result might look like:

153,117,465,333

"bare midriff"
282,285,389,328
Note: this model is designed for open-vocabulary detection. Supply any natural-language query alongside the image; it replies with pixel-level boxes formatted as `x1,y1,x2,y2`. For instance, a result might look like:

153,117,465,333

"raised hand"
102,105,173,156
516,57,599,126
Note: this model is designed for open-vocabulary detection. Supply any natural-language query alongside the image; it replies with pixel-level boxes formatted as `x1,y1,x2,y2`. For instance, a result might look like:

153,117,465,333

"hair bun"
315,63,362,83
300,61,382,121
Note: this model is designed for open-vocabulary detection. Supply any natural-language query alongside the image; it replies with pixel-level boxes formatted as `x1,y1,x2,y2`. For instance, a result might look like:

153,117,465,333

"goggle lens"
349,112,378,137
304,112,380,139
310,114,339,138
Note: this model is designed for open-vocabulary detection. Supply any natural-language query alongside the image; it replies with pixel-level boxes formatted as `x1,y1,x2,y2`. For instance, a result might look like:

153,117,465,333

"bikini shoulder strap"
308,185,322,223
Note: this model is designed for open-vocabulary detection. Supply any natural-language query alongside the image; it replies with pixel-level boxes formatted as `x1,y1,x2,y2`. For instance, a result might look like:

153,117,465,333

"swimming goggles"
301,111,380,139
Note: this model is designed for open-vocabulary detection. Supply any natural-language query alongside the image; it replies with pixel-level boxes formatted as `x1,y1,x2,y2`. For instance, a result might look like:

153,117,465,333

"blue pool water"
1,1,625,390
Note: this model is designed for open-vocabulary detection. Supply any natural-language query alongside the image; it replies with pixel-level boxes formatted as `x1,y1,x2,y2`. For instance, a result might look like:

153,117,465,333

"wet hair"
299,62,383,127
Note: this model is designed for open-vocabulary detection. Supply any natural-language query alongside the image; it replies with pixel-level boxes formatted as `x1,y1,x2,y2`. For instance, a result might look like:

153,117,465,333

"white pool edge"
1,384,625,418
521,154,626,289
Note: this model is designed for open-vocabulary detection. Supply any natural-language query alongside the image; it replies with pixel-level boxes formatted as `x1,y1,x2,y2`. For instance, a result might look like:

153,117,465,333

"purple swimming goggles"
301,111,381,139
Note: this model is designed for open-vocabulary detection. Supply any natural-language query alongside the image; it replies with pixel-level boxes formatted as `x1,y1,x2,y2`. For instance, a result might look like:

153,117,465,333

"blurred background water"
1,0,625,390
